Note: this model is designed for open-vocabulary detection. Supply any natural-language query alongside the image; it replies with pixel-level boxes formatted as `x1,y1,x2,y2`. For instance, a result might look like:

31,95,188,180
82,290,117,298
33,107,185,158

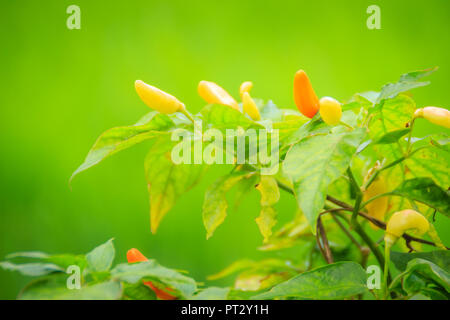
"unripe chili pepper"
319,97,342,125
384,210,429,246
198,80,239,110
135,80,186,114
242,92,261,121
239,81,253,100
293,70,320,118
126,248,177,300
414,106,450,128
363,175,389,229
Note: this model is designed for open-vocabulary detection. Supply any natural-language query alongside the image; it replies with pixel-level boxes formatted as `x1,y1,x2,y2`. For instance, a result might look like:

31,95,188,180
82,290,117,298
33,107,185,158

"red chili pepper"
126,248,177,300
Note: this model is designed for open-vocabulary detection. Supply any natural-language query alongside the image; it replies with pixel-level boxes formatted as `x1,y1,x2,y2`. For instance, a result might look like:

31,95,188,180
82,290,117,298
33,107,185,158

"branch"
317,217,333,264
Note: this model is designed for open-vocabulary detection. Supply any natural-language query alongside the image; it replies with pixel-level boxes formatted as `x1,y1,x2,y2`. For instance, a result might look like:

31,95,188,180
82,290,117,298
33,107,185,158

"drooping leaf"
391,178,450,216
283,129,365,232
255,176,280,242
252,262,367,300
111,260,197,298
145,138,206,233
71,113,174,181
191,287,230,300
86,238,115,272
202,171,252,239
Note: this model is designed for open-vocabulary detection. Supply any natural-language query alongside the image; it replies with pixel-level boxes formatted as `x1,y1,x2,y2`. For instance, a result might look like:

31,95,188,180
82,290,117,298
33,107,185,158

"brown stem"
317,217,333,264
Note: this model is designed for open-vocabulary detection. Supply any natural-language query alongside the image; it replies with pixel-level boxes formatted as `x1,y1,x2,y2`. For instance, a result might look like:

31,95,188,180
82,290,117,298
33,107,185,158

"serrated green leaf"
202,171,252,239
86,238,115,272
252,262,367,300
191,287,230,300
283,129,365,232
391,178,450,216
145,138,206,233
70,113,174,182
111,260,197,298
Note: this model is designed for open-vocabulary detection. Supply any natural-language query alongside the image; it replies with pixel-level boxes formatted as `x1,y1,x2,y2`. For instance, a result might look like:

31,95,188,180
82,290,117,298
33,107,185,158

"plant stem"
180,108,195,123
317,217,333,264
383,244,391,300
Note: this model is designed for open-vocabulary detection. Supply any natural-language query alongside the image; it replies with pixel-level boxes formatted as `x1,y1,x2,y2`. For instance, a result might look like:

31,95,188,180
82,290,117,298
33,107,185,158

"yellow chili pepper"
414,106,450,128
319,97,342,125
239,81,253,100
242,92,261,121
384,209,429,246
198,80,239,110
363,175,389,229
135,80,185,114
293,70,320,118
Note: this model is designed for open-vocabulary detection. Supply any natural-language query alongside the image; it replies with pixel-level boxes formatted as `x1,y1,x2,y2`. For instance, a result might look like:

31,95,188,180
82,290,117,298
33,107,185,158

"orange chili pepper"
126,248,177,300
293,70,320,118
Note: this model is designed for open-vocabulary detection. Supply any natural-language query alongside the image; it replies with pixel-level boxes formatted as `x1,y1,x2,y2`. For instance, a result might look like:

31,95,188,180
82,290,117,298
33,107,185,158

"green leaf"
255,176,280,242
6,251,50,259
191,287,230,300
86,238,115,272
122,282,157,300
252,262,367,300
391,250,450,272
376,67,437,103
111,260,197,298
374,128,410,145
369,94,415,142
145,138,205,233
391,178,450,216
200,104,260,131
207,259,256,280
405,147,450,189
70,113,174,182
283,129,365,232
391,258,450,293
0,261,63,276
260,100,283,121
399,67,438,82
19,275,122,300
202,171,252,239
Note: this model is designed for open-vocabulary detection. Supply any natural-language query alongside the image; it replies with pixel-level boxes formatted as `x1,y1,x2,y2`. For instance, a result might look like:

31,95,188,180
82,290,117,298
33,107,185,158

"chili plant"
1,67,449,300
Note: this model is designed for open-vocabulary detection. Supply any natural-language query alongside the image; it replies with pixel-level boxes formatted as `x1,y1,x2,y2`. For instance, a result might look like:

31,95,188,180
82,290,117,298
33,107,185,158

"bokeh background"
1,0,449,299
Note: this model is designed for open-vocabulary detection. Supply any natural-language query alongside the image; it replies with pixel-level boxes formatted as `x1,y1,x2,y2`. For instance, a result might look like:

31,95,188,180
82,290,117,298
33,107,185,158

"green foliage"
253,262,367,300
3,68,450,300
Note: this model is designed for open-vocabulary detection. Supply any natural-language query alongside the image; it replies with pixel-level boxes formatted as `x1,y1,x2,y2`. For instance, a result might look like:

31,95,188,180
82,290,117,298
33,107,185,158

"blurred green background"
1,0,449,299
